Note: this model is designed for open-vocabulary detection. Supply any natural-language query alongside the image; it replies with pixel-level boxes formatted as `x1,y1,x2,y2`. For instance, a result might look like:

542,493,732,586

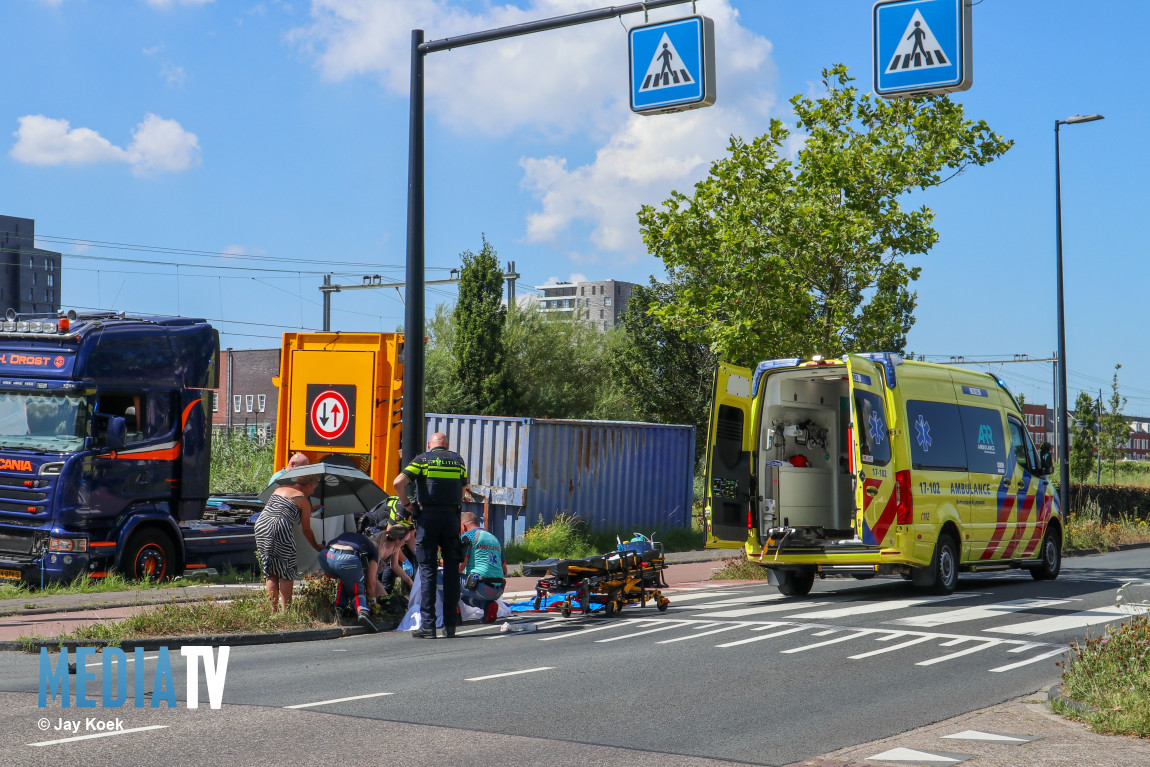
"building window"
47,274,53,287
47,289,54,303
47,260,53,272
580,286,585,296
28,256,34,269
31,272,36,285
245,394,254,412
257,394,266,412
233,395,242,413
604,297,613,307
211,392,219,412
28,288,34,300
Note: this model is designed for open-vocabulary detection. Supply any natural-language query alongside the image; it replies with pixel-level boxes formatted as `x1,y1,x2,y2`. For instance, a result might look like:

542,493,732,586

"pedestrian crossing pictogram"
885,10,949,72
639,33,693,91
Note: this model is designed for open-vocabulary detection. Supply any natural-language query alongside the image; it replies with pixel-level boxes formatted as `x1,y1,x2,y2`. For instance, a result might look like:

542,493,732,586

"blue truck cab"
0,311,257,585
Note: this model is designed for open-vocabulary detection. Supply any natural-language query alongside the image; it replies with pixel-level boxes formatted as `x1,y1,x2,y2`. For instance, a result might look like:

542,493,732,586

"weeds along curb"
1,620,400,653
0,592,260,618
1064,540,1150,558
1047,683,1100,716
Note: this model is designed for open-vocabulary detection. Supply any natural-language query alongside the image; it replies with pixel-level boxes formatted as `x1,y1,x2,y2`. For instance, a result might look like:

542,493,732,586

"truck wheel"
927,534,959,595
124,530,176,581
1030,527,1062,581
778,568,815,597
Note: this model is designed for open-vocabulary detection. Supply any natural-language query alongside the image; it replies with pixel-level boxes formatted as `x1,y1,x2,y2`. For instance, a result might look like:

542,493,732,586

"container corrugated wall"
426,414,694,546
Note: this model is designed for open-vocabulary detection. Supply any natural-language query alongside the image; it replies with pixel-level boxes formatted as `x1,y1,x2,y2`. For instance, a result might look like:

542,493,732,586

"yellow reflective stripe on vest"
426,468,465,479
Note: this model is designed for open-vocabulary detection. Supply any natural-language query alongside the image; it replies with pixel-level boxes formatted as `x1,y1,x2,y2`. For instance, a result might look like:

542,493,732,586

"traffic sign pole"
402,0,696,467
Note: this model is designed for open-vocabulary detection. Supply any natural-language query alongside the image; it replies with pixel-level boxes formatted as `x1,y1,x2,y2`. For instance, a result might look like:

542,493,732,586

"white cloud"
10,113,201,175
143,0,214,8
10,115,127,165
294,0,776,258
221,244,265,258
161,61,188,86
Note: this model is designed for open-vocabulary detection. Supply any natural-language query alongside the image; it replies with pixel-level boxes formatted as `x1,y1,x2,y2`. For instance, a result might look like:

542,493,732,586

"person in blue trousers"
318,531,384,633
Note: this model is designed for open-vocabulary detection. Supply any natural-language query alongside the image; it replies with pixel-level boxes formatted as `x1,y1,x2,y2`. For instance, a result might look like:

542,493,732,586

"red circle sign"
309,389,350,441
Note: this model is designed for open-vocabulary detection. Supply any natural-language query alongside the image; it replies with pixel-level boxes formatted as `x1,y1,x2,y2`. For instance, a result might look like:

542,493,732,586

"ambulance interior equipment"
758,368,856,542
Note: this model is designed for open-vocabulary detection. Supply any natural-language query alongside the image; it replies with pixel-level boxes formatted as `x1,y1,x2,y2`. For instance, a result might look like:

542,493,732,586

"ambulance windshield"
0,392,89,452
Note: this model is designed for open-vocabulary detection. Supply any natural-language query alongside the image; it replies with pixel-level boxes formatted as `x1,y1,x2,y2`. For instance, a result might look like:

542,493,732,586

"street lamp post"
1054,113,1104,517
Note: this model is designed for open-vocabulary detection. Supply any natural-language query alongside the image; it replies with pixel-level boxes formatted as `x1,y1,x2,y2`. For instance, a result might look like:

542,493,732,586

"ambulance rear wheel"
778,568,815,597
928,534,959,595
1031,526,1062,581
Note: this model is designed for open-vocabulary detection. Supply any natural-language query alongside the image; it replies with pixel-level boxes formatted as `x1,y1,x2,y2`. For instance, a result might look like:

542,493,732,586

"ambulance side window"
1006,417,1035,471
854,391,890,466
959,405,1006,476
905,400,967,472
715,405,745,471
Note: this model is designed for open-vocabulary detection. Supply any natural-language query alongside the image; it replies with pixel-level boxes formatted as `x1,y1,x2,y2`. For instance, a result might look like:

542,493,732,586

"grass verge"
711,556,770,581
0,566,257,602
1050,613,1150,737
1065,501,1150,553
503,512,705,564
57,595,325,642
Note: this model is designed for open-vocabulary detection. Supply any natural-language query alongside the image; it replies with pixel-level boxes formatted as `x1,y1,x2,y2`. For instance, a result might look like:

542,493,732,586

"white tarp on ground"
396,568,512,630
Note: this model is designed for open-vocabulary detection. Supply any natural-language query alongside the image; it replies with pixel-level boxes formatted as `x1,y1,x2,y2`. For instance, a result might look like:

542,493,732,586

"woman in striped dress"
255,475,322,611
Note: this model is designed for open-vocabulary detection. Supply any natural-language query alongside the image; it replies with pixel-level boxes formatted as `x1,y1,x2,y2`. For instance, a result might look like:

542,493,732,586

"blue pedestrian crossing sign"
629,15,716,115
873,0,972,98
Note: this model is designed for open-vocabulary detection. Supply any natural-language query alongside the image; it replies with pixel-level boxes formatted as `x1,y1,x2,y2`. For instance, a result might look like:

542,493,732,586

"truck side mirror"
107,416,127,451
1038,442,1053,476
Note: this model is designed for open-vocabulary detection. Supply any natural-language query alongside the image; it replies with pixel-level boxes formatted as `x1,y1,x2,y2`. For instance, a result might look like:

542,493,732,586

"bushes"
1069,482,1150,523
210,430,274,494
504,513,597,563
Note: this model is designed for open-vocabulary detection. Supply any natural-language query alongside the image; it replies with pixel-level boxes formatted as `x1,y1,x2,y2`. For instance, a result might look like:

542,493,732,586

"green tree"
1099,364,1129,483
638,64,1012,365
607,281,716,459
1069,390,1099,484
452,237,511,415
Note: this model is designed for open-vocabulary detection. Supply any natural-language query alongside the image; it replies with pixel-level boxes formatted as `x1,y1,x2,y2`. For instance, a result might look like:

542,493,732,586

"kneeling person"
459,512,506,623
318,531,384,633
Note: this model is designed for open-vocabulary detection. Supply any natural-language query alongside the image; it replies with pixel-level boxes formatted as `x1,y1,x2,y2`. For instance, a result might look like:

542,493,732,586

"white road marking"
781,630,874,653
941,730,1038,743
28,725,168,747
690,593,786,608
595,621,711,643
940,638,970,647
917,640,1002,666
536,618,648,641
788,594,976,620
701,602,830,619
849,634,936,659
657,622,756,644
867,746,970,765
1007,642,1041,654
886,598,1073,628
812,629,838,637
989,647,1068,673
716,626,808,648
285,692,394,709
466,667,553,682
985,605,1149,636
875,632,906,641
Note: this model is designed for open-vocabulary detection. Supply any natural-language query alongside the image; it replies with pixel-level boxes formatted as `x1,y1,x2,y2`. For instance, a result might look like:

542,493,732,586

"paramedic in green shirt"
459,511,506,624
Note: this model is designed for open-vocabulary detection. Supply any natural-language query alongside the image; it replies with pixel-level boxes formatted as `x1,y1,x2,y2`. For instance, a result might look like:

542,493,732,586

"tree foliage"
1099,365,1129,483
1070,390,1099,485
638,64,1012,365
607,281,716,459
452,237,510,415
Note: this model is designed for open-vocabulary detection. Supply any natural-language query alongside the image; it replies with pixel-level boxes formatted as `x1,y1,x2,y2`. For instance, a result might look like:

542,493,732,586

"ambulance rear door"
846,355,898,547
706,363,758,546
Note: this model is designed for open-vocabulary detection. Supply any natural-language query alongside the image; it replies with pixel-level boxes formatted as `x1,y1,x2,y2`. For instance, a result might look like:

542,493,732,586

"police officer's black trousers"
415,508,463,629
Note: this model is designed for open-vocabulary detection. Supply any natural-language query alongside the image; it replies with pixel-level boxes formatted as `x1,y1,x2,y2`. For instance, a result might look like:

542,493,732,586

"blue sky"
2,0,1145,415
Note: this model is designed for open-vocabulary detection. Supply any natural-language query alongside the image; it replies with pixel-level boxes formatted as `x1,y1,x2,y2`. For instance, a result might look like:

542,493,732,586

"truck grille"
0,529,36,555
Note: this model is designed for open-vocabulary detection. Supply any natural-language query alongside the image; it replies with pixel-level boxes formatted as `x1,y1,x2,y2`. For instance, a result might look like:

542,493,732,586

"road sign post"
873,0,972,98
629,15,716,115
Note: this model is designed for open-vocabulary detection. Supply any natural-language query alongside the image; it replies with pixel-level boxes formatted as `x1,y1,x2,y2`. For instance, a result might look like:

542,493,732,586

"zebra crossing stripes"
787,593,978,620
849,635,936,660
916,640,1001,666
696,601,830,618
886,598,1075,628
715,625,807,648
781,630,875,653
984,605,1150,636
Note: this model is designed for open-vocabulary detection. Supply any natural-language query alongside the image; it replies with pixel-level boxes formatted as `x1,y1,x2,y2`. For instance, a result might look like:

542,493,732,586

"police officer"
393,432,474,638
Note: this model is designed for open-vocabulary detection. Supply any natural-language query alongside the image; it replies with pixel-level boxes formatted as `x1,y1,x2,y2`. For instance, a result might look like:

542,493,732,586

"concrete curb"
0,593,253,618
0,620,402,653
1047,683,1100,715
1064,540,1150,557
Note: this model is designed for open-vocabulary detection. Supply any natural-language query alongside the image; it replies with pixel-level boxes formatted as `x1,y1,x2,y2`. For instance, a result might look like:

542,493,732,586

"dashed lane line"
28,725,169,747
285,692,394,709
466,667,553,682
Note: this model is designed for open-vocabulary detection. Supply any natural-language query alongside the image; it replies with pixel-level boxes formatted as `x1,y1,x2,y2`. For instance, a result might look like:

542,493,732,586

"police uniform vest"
401,447,468,510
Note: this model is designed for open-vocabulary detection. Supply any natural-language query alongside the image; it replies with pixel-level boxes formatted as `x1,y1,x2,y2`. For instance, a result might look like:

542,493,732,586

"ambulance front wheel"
1030,526,1062,581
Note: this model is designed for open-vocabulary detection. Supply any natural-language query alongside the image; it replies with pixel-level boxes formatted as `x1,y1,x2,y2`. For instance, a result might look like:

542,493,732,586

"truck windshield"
0,392,90,452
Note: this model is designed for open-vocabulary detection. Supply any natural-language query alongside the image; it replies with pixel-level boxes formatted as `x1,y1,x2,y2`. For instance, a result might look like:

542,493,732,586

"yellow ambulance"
704,353,1061,596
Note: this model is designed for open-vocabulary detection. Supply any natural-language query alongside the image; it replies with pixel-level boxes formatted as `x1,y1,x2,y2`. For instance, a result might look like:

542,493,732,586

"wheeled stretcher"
522,543,670,618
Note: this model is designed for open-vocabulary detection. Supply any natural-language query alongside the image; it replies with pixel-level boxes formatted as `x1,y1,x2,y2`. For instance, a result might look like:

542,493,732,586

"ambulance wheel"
123,529,176,582
927,534,959,595
560,602,572,618
778,568,815,597
1031,526,1062,581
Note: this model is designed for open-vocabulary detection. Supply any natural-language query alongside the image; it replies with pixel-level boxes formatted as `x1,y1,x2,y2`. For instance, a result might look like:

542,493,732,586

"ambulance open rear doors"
705,363,756,547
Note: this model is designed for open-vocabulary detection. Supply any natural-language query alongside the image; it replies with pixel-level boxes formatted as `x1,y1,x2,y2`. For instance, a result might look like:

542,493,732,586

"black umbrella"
259,462,387,533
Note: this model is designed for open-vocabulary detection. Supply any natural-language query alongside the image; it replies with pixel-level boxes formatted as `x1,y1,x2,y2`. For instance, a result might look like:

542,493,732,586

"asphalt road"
1,548,1147,767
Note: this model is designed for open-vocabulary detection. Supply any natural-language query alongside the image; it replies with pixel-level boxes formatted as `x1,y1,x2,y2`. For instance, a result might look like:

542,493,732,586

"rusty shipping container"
425,415,695,546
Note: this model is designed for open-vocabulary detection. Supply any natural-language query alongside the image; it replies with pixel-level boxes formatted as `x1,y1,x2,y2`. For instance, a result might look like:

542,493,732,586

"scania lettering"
704,354,1061,597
